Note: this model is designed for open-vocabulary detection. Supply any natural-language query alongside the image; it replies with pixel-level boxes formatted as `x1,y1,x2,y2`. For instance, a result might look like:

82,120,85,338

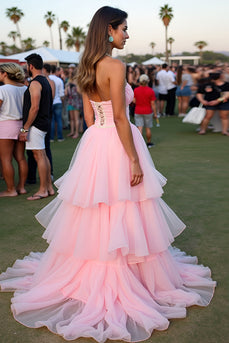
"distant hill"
217,51,229,57
118,51,229,65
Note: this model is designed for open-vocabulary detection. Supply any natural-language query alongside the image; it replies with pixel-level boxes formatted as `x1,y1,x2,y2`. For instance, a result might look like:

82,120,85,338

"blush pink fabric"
0,119,22,139
0,84,216,342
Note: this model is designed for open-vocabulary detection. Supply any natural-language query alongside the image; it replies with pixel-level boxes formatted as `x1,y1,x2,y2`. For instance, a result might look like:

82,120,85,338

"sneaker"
147,142,155,148
50,139,54,142
57,138,65,142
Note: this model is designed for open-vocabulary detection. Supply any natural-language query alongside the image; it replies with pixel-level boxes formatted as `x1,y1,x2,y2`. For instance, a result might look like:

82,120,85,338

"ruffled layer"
0,86,216,342
0,248,216,342
36,197,185,262
55,124,167,208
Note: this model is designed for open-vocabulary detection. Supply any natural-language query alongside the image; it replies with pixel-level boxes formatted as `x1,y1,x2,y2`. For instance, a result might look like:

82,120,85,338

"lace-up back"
90,83,133,128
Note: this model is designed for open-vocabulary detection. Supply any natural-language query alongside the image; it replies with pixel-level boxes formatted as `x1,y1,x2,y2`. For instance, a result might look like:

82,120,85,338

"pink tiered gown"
0,84,216,342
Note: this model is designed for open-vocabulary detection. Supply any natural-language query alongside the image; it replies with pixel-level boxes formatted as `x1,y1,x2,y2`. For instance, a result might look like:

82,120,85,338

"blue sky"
1,0,229,56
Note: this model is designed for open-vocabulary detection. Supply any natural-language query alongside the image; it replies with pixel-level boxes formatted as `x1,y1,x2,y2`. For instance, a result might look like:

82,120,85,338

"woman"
0,63,28,197
176,65,193,117
0,7,215,342
197,72,229,135
65,68,83,139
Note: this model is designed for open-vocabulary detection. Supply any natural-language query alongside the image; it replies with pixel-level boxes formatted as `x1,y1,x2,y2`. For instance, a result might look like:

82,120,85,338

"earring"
108,36,114,43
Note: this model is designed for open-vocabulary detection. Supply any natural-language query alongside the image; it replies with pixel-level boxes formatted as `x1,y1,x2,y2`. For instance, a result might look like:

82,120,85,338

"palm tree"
44,11,56,49
66,26,86,52
60,20,70,33
149,42,156,55
22,37,36,51
59,20,70,49
194,41,208,62
159,4,173,63
8,44,21,54
5,7,24,50
65,35,74,51
0,41,8,55
167,37,175,56
8,31,20,44
43,40,50,48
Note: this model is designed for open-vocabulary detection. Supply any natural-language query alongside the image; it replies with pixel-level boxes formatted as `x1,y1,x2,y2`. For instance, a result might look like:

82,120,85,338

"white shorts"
26,126,46,150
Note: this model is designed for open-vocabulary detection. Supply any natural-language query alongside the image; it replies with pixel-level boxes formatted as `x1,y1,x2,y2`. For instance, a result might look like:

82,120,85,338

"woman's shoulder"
99,56,125,70
0,83,26,91
97,57,126,84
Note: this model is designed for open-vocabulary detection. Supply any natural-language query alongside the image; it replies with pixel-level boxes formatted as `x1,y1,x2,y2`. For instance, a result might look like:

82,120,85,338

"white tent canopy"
6,47,81,66
142,57,164,65
127,62,137,67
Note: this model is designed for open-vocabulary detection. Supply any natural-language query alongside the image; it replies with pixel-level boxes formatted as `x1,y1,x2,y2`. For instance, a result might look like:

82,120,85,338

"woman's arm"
151,100,157,117
196,93,208,106
180,80,187,90
82,93,94,127
19,81,42,142
47,77,55,99
64,83,69,97
109,60,143,186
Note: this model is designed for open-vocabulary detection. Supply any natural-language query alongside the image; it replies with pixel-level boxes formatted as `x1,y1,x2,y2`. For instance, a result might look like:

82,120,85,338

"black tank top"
23,75,53,132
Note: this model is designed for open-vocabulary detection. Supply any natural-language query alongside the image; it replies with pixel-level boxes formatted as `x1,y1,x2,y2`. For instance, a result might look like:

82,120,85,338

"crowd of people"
0,57,84,198
0,55,229,198
127,62,229,135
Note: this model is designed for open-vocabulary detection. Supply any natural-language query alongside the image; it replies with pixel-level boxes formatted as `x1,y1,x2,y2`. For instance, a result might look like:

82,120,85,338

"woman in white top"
0,63,28,197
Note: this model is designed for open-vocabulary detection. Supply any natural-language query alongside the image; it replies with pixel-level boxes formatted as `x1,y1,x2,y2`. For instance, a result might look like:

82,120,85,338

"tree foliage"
159,4,173,62
5,7,24,49
60,21,70,32
65,26,86,52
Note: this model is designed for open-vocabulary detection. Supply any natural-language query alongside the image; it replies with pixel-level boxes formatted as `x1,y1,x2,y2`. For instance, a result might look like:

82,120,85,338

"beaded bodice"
90,83,134,128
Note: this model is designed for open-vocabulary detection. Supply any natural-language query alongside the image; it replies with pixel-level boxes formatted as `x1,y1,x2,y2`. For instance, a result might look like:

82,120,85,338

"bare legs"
137,126,152,144
72,110,80,139
199,109,229,135
159,100,165,115
178,96,190,116
182,96,190,115
68,110,80,139
145,127,152,144
0,139,28,197
28,149,54,199
220,110,229,135
13,141,28,194
67,110,75,136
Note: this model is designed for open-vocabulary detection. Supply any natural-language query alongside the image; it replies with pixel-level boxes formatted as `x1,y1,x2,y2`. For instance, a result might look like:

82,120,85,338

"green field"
0,117,228,343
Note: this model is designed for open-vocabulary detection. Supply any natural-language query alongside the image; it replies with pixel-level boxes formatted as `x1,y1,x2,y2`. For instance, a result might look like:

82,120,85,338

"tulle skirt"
0,123,216,342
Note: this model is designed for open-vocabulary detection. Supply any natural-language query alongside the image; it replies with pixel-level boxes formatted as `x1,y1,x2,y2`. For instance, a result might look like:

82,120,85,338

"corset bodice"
90,83,134,128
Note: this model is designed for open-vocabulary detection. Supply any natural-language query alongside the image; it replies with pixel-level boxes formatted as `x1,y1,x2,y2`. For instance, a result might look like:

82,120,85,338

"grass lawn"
0,117,228,343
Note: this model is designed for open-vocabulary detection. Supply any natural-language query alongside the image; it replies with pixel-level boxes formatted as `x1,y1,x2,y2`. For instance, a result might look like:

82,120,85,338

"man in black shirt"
19,54,54,200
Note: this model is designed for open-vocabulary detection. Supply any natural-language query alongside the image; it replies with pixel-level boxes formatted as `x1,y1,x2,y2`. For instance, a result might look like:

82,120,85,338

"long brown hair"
77,6,127,94
176,65,183,86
